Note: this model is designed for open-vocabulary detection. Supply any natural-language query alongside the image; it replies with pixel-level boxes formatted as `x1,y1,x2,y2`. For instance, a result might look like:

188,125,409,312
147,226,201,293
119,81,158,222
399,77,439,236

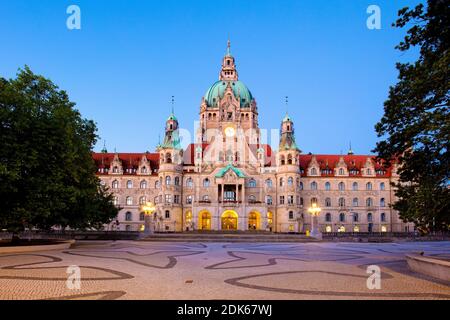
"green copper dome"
204,80,253,108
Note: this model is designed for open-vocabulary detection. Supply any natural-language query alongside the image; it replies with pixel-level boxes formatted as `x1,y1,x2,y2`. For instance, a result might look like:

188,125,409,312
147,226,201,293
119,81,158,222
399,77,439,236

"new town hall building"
93,43,413,234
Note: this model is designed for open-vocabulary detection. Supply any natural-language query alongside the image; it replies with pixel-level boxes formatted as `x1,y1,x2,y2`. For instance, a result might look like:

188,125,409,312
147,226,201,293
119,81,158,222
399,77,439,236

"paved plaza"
0,241,449,300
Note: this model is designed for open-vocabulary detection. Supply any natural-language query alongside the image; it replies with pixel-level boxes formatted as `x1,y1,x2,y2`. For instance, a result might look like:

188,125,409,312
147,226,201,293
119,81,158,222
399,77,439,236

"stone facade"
93,42,414,234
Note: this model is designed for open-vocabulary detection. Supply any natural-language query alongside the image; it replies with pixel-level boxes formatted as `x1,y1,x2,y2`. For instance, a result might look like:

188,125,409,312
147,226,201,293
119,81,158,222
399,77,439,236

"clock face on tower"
224,126,236,137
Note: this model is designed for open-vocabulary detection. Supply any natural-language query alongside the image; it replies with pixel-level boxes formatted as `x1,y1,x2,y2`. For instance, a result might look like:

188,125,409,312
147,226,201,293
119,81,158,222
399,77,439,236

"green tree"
374,0,450,232
0,66,118,238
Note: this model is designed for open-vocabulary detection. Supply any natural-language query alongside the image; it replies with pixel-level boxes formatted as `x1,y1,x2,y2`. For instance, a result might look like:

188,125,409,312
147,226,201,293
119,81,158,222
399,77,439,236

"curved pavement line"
205,251,364,270
63,250,206,269
43,290,127,300
0,253,134,280
224,270,450,299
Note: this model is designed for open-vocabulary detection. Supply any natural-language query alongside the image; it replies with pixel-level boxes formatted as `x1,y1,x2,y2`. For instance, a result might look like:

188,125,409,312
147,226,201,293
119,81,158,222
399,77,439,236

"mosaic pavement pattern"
0,241,449,300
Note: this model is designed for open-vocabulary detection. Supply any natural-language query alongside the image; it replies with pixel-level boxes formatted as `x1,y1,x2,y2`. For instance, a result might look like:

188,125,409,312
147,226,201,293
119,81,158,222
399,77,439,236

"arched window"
139,212,145,221
287,154,293,165
287,177,294,186
140,180,147,189
367,212,373,222
366,182,373,190
126,197,133,205
166,153,172,163
338,182,345,191
202,195,210,201
288,211,294,220
338,197,345,207
352,197,359,207
325,182,331,191
367,169,372,175
325,198,331,207
325,213,332,222
155,180,160,189
310,181,318,190
112,180,119,189
339,168,345,175
125,212,132,221
112,166,119,174
248,179,257,188
279,178,284,187
380,182,385,190
366,198,373,207
127,180,133,189
339,213,345,222
203,178,210,187
165,210,170,219
139,196,146,205
165,176,171,185
352,182,358,191
299,182,304,190
380,198,386,207
174,176,180,186
381,212,386,222
311,197,318,205
310,168,317,175
353,213,359,222
265,179,273,188
248,195,256,203
280,155,285,165
266,195,273,205
141,166,147,174
113,196,119,206
186,178,193,187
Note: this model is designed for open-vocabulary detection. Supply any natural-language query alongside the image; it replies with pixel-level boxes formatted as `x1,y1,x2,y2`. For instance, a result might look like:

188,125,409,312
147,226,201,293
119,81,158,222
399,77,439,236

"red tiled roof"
92,153,160,175
298,154,392,177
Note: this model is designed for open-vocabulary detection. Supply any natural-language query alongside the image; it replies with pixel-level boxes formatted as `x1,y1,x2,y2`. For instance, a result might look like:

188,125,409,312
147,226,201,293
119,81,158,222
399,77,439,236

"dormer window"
113,166,119,173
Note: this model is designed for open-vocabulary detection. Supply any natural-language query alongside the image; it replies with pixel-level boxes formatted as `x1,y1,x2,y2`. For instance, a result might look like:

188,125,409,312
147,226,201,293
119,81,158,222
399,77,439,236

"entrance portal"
221,210,238,230
199,211,211,230
248,211,261,230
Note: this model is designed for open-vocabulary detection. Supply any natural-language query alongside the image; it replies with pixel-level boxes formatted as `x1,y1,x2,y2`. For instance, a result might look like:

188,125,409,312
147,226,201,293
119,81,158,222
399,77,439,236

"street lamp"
141,202,156,236
308,203,322,240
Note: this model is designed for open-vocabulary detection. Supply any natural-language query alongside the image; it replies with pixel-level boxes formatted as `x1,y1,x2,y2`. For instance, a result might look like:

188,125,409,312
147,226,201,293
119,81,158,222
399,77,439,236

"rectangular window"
287,195,294,205
186,195,192,204
165,194,172,204
174,195,180,204
279,196,285,205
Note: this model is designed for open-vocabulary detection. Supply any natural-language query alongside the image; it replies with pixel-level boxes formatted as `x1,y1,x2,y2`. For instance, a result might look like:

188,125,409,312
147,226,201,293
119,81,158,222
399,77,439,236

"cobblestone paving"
0,241,449,300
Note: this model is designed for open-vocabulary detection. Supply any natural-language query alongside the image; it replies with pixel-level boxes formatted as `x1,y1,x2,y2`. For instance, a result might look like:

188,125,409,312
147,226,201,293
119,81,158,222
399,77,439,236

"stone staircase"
139,231,319,242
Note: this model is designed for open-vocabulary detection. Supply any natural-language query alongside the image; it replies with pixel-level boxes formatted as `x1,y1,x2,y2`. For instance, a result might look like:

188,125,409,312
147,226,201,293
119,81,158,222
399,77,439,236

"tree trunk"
11,232,20,245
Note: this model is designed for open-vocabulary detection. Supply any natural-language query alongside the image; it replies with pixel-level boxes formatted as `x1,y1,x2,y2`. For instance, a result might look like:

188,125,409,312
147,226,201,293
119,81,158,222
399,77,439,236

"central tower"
198,42,261,165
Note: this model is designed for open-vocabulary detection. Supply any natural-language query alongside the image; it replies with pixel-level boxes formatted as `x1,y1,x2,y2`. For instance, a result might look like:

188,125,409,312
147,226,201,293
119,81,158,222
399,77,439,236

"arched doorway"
198,211,211,231
248,211,261,230
185,211,193,231
221,210,238,230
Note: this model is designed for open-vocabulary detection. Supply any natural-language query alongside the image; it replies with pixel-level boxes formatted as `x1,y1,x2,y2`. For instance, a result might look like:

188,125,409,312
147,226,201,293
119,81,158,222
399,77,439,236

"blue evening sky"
0,0,421,154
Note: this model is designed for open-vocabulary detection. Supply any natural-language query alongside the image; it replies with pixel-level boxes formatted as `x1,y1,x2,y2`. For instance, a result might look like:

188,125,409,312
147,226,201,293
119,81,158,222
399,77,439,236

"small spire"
171,95,175,114
101,140,107,153
285,96,289,114
348,141,354,155
226,39,231,56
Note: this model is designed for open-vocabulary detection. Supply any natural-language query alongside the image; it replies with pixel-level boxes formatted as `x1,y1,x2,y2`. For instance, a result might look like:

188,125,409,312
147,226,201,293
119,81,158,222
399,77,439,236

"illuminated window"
381,226,387,232
112,180,119,189
326,226,332,233
126,197,133,205
140,180,147,189
338,226,346,232
127,180,133,189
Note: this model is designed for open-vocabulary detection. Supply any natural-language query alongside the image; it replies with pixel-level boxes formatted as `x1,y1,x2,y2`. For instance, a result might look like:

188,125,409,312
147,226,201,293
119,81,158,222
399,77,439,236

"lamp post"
141,202,156,236
308,203,322,240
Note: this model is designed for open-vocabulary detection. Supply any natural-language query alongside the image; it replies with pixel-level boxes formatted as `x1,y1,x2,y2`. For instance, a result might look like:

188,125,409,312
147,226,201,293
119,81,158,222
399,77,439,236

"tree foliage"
0,66,118,233
374,0,450,231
